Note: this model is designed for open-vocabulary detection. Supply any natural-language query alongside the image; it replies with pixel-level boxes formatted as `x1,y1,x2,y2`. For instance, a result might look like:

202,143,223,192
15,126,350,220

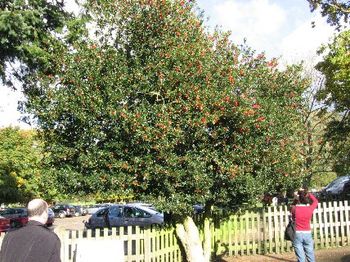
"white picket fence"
56,226,182,262
0,225,182,262
1,200,350,261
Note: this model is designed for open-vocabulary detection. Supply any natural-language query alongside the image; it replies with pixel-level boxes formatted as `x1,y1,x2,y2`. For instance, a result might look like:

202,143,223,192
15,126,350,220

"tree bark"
175,216,211,262
203,217,212,262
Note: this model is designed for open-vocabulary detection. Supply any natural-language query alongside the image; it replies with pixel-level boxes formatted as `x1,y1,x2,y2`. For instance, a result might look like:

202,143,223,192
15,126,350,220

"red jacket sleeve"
309,193,318,210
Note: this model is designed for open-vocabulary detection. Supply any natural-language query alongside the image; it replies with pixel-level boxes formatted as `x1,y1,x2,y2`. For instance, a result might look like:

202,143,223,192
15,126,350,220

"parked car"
86,203,111,215
85,204,164,229
47,208,55,226
51,204,76,218
0,208,28,228
317,176,350,201
0,207,54,228
73,205,88,216
0,216,10,233
193,204,204,214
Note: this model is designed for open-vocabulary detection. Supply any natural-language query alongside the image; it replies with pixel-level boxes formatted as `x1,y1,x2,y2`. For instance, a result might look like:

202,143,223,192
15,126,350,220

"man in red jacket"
0,199,61,262
291,189,318,262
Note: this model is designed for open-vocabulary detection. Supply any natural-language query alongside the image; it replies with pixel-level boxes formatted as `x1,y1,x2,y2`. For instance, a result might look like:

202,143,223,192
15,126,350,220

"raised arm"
308,193,318,210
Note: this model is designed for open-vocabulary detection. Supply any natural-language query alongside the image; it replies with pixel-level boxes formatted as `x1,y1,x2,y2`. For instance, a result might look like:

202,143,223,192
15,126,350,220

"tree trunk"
203,217,211,262
175,216,211,262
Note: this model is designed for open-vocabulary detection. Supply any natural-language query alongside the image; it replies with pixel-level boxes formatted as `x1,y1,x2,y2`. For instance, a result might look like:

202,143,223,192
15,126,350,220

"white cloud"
213,0,287,55
207,0,338,64
0,86,30,129
64,0,82,16
280,13,335,65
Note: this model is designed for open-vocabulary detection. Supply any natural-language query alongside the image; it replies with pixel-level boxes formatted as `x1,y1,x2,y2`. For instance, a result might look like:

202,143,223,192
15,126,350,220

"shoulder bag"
284,219,296,241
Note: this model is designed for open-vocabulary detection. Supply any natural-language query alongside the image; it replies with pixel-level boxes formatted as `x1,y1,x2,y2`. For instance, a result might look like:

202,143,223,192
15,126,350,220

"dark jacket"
0,220,61,262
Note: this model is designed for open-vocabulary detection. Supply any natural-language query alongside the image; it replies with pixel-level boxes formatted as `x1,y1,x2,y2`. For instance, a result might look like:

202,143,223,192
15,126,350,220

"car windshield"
128,205,162,216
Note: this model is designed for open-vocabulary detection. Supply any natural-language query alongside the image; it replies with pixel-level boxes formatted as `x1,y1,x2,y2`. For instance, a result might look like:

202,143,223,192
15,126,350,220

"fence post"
323,202,329,248
251,211,256,255
334,201,340,247
257,211,261,255
345,201,350,245
278,206,284,254
273,207,279,254
245,211,250,255
54,226,67,261
330,201,335,247
0,234,5,255
339,201,345,246
233,214,238,256
144,227,151,262
262,208,267,254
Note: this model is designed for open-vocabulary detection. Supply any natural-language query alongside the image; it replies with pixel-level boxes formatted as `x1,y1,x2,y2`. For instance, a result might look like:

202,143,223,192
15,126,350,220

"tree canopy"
0,0,82,88
0,127,42,203
315,30,350,174
307,0,350,30
19,0,310,214
2,2,312,259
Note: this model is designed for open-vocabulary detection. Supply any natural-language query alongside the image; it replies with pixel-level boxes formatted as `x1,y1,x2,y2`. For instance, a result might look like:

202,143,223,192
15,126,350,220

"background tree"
300,60,338,188
306,0,350,177
307,0,350,30
315,30,350,175
0,0,83,89
0,127,43,203
21,1,309,261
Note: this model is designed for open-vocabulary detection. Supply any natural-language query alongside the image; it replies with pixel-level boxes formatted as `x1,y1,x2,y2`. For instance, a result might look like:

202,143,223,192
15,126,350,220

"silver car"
85,204,163,229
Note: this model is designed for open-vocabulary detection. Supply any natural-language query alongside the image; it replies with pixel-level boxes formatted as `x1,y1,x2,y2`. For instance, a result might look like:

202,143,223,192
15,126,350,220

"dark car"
317,176,350,201
52,204,76,218
0,216,10,233
0,208,28,228
73,205,88,216
85,204,164,229
193,204,205,214
47,208,55,226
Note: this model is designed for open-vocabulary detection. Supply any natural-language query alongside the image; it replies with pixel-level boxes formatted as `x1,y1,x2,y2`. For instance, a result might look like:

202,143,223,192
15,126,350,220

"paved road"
52,214,89,231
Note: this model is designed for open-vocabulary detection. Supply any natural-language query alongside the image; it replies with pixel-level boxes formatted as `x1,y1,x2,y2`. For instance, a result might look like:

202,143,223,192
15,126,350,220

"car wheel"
58,211,66,218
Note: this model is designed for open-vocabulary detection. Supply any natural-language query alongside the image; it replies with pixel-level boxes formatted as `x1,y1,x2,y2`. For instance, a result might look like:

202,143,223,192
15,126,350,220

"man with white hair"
0,199,61,262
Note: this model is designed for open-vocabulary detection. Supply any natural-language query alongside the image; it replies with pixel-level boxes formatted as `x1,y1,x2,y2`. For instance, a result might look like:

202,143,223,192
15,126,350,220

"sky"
0,0,338,129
